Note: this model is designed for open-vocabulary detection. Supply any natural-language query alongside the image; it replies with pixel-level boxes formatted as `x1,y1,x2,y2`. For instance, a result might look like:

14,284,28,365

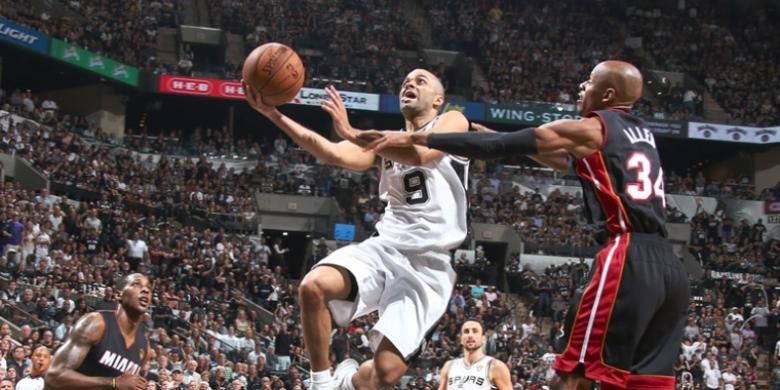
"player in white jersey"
243,68,470,390
439,320,511,390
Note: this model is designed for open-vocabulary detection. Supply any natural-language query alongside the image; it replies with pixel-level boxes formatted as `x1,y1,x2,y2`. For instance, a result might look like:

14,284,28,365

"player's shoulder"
71,311,107,342
488,356,510,372
430,111,469,133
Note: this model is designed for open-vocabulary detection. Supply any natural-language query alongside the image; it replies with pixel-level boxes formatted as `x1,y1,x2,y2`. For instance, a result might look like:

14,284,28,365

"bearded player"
438,321,511,390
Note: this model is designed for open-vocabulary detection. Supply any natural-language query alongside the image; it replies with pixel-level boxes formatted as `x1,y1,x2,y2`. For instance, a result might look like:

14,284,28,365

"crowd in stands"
4,0,778,125
422,0,626,106
0,0,178,68
205,0,424,94
622,1,780,126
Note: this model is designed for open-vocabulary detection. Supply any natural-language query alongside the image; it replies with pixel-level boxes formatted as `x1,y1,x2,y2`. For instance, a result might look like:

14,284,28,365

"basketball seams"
257,46,296,92
263,57,305,98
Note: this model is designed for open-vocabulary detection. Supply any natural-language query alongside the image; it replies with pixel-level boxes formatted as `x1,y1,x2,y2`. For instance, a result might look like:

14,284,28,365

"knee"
299,275,327,304
373,358,406,387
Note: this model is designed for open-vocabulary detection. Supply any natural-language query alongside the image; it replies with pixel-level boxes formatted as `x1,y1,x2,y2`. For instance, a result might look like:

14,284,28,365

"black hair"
116,273,149,291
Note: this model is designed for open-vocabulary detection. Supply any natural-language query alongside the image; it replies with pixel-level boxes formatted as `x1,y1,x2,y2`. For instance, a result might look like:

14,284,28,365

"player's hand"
320,86,359,143
471,122,497,133
363,131,429,152
242,80,278,117
116,373,147,390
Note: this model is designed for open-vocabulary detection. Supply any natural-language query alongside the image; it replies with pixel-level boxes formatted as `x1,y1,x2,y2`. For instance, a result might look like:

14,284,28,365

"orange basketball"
242,43,305,106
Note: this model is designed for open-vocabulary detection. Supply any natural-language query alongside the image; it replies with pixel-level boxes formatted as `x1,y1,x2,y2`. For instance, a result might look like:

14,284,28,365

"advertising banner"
380,95,485,120
0,16,49,54
486,103,582,126
643,117,687,138
688,121,780,144
159,75,380,110
50,39,139,86
722,199,780,241
293,87,379,111
766,200,780,215
159,75,244,98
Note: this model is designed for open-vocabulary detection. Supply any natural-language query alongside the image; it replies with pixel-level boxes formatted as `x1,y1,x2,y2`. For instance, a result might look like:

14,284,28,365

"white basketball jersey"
375,116,469,253
446,356,494,390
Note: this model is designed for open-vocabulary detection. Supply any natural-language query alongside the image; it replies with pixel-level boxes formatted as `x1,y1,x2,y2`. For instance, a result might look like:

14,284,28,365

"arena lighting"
282,232,288,236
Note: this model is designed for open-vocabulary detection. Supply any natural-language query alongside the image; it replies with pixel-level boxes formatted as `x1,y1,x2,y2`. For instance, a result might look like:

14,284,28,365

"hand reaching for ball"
242,80,278,118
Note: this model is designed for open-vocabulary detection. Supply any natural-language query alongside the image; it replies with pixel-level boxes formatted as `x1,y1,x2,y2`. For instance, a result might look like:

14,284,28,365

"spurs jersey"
445,356,494,390
375,116,469,252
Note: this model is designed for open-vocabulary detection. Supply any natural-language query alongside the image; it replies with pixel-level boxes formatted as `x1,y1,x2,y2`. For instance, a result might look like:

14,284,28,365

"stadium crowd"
6,0,776,125
622,1,780,127
206,0,423,95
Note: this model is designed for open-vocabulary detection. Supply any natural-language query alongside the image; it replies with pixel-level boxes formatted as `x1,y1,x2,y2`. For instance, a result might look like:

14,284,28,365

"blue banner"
380,95,485,121
0,16,49,54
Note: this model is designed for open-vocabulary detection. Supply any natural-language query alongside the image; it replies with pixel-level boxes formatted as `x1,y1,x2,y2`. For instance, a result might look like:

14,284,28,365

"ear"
602,88,616,104
433,95,445,111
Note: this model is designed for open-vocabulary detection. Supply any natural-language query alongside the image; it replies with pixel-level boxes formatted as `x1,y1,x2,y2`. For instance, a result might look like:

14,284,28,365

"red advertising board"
158,75,245,99
765,200,780,214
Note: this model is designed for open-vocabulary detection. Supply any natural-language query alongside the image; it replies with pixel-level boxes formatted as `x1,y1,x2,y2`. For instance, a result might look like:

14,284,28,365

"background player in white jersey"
439,320,511,390
243,68,470,390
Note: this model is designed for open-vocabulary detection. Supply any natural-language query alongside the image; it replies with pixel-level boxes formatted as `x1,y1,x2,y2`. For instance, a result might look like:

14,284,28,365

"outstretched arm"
459,122,570,171
365,118,603,165
243,82,377,171
322,86,469,166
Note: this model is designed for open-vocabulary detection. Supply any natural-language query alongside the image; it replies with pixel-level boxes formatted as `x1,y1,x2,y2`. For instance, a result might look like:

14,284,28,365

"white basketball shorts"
315,236,456,360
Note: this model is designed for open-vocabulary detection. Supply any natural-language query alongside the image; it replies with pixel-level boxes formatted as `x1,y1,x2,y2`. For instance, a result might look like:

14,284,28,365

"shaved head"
577,60,643,114
591,61,643,106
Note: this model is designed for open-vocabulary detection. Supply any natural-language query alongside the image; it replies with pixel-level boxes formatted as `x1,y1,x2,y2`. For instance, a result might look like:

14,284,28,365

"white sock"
311,369,334,390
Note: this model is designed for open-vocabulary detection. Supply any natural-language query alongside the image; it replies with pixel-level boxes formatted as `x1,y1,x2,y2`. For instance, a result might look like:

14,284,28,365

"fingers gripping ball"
242,43,305,106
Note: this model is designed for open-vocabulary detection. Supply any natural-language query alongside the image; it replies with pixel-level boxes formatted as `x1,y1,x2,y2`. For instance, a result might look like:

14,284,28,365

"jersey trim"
587,111,609,150
553,235,632,387
575,152,631,235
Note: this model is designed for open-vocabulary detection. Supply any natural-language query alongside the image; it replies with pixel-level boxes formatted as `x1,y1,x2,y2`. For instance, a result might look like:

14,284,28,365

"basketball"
242,43,305,106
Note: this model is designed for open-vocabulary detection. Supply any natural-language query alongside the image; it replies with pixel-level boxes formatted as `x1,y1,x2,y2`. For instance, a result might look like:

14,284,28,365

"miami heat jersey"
572,108,667,237
446,356,494,390
375,116,469,252
76,311,147,377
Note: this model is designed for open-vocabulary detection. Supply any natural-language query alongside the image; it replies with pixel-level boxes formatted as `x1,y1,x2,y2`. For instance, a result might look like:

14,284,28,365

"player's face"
399,69,443,118
121,274,152,315
460,321,485,352
576,73,599,114
30,348,51,377
578,65,617,114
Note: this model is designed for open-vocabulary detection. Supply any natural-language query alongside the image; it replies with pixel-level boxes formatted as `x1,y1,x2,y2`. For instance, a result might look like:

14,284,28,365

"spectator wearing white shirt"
704,364,720,389
125,230,149,271
82,209,102,233
721,365,737,390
